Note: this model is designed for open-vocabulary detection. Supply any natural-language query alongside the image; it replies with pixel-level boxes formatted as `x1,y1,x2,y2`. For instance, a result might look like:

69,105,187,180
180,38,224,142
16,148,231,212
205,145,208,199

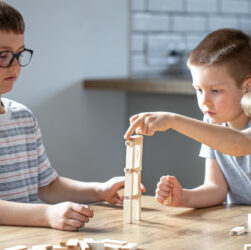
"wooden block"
163,193,172,206
66,239,80,250
79,241,90,250
132,198,141,221
230,226,245,236
83,239,104,250
121,243,137,250
103,239,127,246
244,244,251,250
4,246,28,250
248,214,251,232
52,245,66,250
104,243,121,250
31,245,53,250
59,242,67,247
117,188,124,198
124,198,132,223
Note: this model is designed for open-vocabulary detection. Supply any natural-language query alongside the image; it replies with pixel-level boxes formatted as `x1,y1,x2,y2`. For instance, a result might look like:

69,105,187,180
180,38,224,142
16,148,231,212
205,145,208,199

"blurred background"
5,0,251,195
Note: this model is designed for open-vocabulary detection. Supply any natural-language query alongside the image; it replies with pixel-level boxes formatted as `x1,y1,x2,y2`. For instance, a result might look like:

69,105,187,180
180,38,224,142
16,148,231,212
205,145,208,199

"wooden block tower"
124,135,143,223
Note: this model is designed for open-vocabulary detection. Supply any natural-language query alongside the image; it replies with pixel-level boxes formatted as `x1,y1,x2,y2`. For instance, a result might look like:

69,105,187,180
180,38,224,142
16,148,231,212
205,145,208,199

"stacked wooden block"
124,135,143,224
5,238,137,250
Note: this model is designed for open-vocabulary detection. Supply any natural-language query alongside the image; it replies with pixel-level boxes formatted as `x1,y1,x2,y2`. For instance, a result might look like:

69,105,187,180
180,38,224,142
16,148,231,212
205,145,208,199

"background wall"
5,0,129,182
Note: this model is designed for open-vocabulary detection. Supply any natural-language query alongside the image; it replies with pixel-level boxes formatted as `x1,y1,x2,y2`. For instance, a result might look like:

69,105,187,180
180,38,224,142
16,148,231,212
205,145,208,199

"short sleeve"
34,119,58,187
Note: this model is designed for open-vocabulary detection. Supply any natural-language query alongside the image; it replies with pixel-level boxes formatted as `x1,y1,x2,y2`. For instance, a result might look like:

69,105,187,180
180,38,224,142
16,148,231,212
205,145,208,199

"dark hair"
0,1,25,34
187,28,251,87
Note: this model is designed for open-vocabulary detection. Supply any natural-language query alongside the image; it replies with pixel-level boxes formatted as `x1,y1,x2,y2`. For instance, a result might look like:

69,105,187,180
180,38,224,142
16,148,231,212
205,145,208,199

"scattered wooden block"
230,226,245,236
4,246,27,250
83,238,104,250
31,244,53,250
117,188,124,198
103,239,127,246
104,243,121,250
248,214,251,232
121,243,138,250
59,241,67,247
244,244,251,250
52,245,66,250
79,241,90,250
66,239,81,250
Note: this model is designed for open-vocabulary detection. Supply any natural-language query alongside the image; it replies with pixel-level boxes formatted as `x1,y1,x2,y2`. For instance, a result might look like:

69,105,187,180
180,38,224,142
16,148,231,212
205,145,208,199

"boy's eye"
0,52,8,58
212,89,219,93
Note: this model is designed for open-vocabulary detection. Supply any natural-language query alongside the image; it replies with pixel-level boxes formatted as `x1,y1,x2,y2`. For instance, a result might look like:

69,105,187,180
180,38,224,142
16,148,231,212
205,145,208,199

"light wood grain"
0,196,251,250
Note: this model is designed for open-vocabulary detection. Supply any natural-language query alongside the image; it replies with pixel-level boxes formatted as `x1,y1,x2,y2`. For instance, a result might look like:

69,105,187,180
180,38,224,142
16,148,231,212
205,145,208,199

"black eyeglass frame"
0,48,34,68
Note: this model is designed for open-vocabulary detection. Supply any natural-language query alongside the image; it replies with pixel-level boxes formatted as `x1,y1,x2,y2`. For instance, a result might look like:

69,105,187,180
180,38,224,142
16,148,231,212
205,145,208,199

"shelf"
84,77,194,95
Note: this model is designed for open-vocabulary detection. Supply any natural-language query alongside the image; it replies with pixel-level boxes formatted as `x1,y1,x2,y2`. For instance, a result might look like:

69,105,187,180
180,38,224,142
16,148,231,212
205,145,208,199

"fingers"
155,175,173,205
62,203,94,230
71,203,94,218
124,117,143,140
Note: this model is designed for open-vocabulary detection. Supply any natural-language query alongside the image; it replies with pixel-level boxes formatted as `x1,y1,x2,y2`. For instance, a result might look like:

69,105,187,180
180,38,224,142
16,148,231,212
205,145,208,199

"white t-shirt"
0,98,58,203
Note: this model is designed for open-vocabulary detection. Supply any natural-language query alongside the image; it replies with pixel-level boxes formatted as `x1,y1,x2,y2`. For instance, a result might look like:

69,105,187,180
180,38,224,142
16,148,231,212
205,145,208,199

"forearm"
180,184,227,208
39,177,104,204
171,114,251,156
0,200,49,227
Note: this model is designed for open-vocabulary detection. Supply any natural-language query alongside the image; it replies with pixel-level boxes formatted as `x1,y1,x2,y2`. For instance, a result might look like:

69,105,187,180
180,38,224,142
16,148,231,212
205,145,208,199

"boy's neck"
0,98,4,114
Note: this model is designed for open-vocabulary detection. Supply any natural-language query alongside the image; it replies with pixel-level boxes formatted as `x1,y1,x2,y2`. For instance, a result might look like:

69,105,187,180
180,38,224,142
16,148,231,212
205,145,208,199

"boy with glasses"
0,1,129,231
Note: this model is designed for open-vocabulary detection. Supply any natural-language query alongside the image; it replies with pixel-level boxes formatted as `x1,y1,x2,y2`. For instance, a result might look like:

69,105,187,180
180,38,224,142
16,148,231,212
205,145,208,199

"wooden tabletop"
0,195,251,249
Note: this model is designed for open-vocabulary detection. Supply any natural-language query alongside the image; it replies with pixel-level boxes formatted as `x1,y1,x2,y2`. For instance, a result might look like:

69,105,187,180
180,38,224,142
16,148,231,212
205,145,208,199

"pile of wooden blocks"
5,238,137,250
123,135,143,224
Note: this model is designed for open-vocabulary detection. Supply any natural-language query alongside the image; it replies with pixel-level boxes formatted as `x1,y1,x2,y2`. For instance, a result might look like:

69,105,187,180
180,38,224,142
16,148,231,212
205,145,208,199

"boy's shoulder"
2,97,35,120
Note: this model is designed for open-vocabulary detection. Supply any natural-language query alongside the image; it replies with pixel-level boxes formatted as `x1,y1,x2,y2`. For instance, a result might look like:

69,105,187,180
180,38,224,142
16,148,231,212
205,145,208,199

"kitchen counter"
83,76,194,95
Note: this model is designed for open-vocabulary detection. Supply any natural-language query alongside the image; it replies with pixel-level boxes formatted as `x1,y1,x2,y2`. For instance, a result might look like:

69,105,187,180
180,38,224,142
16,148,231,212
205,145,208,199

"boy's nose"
9,57,20,68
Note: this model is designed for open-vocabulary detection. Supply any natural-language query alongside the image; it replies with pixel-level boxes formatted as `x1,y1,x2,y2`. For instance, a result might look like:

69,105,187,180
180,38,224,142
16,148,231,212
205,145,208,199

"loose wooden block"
230,226,245,236
103,239,127,246
31,244,53,250
117,188,124,198
244,244,251,250
79,241,90,250
121,243,138,250
66,239,80,250
4,246,27,250
248,214,251,232
59,241,67,247
83,239,104,250
52,245,66,250
163,193,172,206
104,243,121,250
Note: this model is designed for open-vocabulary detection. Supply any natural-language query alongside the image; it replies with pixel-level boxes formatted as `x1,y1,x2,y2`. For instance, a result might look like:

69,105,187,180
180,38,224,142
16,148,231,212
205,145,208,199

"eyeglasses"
0,48,33,68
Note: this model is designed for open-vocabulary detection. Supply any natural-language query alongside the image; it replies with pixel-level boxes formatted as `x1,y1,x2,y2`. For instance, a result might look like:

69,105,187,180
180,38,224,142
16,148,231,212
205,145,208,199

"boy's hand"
101,176,146,204
124,112,173,140
46,202,94,231
155,175,183,207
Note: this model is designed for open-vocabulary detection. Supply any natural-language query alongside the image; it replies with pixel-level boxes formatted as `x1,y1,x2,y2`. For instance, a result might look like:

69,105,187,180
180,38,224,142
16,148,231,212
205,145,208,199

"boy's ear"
242,77,251,93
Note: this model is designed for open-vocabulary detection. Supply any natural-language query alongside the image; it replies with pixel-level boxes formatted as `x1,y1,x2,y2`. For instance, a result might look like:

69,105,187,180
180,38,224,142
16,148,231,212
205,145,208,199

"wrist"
179,189,188,207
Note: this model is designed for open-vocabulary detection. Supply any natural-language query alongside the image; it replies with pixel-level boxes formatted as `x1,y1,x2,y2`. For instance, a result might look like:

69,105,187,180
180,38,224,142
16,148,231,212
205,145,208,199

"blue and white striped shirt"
0,98,58,203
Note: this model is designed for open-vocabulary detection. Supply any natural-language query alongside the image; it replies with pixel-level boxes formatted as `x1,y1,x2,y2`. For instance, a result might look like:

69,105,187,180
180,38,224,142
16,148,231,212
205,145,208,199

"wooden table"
0,196,250,249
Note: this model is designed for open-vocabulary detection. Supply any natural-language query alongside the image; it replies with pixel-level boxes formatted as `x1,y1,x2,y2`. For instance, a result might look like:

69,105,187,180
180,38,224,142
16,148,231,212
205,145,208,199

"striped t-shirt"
0,98,58,203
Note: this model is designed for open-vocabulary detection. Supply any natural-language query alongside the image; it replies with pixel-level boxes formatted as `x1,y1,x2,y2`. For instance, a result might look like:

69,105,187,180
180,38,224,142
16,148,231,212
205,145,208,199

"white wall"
6,0,129,181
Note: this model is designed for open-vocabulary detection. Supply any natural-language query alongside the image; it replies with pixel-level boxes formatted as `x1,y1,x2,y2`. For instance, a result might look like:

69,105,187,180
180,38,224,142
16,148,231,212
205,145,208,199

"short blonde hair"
187,28,251,117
